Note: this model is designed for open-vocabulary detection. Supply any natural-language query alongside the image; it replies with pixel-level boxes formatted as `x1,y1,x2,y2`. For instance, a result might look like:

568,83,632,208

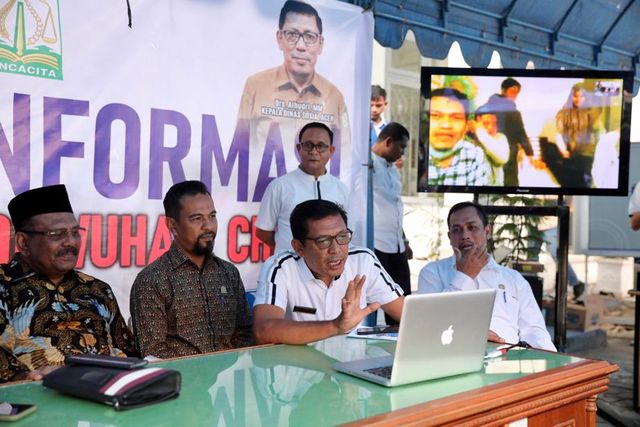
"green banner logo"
0,0,62,80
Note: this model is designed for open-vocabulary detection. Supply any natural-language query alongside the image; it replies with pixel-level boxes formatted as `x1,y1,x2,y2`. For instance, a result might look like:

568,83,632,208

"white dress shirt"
256,167,349,253
255,247,403,323
372,153,405,253
418,256,556,351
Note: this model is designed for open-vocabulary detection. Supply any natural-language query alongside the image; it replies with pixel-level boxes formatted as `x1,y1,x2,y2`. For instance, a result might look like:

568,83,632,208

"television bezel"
419,67,633,196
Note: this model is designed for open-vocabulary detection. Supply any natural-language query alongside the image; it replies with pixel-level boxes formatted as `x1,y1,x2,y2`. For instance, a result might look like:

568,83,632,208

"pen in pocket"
498,284,506,303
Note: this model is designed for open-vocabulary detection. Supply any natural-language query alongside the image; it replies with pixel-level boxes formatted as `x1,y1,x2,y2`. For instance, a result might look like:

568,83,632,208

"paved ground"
572,336,640,426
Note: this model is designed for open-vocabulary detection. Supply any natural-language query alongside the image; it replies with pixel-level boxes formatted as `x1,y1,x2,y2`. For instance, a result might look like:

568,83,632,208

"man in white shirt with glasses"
256,122,349,253
253,200,404,345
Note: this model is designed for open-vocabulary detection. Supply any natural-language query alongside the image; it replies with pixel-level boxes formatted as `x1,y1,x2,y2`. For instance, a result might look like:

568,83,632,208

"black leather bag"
42,364,181,410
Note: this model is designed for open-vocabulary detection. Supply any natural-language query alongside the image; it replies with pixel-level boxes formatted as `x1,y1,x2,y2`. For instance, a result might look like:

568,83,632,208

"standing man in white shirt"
371,85,404,169
256,121,349,253
371,122,411,325
418,201,556,351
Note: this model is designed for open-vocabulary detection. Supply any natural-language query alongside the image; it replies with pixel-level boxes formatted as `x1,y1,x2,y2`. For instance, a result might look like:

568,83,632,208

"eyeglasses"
304,229,352,249
298,141,330,153
280,29,321,45
22,227,86,242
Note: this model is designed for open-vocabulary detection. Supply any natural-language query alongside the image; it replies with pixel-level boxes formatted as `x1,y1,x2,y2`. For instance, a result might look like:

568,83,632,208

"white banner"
0,0,373,319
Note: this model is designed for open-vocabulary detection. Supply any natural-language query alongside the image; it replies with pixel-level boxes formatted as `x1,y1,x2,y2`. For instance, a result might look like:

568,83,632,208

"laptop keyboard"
364,365,393,379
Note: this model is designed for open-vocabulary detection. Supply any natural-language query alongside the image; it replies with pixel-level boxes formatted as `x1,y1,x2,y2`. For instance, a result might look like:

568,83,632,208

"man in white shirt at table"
253,199,404,344
418,201,556,351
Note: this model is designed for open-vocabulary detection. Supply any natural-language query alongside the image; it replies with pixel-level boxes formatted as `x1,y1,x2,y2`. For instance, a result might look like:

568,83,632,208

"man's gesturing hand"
333,275,380,334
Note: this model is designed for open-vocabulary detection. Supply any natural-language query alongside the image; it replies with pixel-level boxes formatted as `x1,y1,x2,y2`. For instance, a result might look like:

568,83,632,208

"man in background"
131,181,253,358
371,122,412,324
371,84,404,169
256,122,349,253
0,185,137,382
370,85,388,144
418,201,555,351
486,78,534,186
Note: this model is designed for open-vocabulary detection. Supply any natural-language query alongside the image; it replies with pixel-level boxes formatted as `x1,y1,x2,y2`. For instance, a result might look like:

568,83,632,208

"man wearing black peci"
0,185,137,383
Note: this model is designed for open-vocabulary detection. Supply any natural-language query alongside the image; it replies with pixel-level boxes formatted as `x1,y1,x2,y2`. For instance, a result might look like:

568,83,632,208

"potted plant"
484,194,546,266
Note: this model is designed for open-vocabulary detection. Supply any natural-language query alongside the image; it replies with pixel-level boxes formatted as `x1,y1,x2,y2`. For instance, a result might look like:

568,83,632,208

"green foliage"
485,195,546,265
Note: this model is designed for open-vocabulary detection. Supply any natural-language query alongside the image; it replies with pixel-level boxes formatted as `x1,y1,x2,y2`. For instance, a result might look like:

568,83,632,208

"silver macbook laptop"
333,289,496,387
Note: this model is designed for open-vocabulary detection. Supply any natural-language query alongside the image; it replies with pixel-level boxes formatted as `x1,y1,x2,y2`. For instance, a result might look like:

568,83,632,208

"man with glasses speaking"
237,0,350,176
256,122,349,253
253,199,404,345
0,185,136,383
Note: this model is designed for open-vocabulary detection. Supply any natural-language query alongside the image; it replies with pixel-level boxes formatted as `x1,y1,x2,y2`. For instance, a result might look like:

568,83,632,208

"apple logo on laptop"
441,325,454,345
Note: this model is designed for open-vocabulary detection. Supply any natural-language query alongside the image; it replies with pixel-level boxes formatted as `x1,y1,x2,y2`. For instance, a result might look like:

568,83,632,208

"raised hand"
333,275,380,334
453,242,489,279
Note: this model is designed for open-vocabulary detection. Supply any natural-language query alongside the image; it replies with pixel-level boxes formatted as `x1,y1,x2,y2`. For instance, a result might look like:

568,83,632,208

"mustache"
198,232,216,241
55,247,78,257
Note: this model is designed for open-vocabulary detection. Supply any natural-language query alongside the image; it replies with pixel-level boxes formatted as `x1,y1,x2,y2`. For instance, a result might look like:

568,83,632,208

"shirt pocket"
500,287,520,320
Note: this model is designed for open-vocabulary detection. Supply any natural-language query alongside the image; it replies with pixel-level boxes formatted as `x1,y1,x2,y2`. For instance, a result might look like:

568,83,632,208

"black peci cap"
8,184,74,229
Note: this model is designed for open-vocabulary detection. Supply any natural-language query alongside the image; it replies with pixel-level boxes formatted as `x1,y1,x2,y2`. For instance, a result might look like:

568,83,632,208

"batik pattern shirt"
130,244,254,359
0,254,137,382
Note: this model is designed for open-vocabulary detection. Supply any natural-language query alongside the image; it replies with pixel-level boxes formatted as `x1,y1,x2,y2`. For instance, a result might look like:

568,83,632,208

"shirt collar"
275,65,322,97
295,255,340,287
448,254,500,270
296,166,329,180
485,256,500,270
166,242,219,271
372,152,393,167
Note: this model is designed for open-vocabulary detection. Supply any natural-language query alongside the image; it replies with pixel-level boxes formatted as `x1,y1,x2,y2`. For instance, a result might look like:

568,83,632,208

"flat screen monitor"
418,67,633,196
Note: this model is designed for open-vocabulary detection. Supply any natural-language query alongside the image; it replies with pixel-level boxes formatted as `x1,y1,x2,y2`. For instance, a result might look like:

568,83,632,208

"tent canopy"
341,0,640,94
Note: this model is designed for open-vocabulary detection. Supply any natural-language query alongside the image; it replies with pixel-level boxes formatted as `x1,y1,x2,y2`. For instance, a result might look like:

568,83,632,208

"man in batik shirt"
0,185,136,383
130,181,253,358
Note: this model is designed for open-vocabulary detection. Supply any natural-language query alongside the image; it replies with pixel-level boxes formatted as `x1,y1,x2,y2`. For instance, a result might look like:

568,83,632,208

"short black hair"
279,0,322,33
371,84,387,100
501,77,521,91
377,121,409,143
290,200,348,242
430,87,470,118
163,180,211,220
298,122,334,145
447,201,488,227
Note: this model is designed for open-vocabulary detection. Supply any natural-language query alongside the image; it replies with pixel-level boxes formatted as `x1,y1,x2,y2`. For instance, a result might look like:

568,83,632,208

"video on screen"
418,69,632,196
